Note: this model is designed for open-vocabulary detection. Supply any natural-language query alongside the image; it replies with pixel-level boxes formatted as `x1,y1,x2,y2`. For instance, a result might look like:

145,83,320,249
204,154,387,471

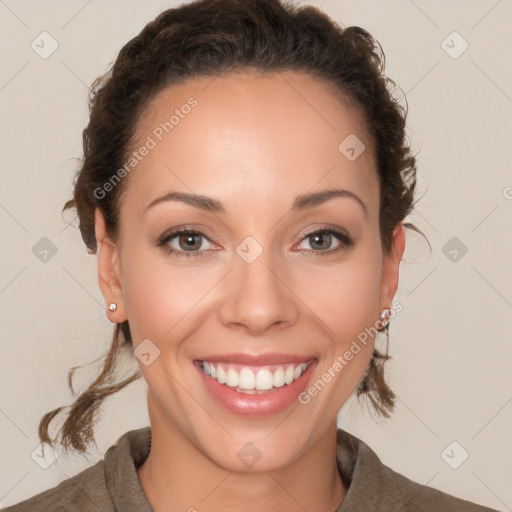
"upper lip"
196,353,315,365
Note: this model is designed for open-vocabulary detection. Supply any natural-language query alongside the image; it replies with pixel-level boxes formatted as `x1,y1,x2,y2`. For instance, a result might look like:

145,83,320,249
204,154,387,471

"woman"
3,0,499,510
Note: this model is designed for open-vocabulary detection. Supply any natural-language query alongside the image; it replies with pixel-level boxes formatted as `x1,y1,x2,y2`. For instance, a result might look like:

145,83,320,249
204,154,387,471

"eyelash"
157,227,353,260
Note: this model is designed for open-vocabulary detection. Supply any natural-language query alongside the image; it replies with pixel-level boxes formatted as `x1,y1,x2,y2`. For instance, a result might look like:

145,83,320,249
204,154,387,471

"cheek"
120,247,221,344
294,249,383,411
120,230,383,350
293,253,383,341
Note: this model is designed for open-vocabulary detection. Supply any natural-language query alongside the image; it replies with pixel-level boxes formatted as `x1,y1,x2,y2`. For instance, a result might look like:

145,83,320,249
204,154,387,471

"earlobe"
94,208,126,323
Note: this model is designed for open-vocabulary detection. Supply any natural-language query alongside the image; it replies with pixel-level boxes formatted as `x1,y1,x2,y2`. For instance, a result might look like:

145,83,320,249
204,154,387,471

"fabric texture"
2,427,498,511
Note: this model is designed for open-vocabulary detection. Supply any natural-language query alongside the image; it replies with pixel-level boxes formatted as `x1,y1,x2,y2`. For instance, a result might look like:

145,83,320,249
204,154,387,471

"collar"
102,426,471,512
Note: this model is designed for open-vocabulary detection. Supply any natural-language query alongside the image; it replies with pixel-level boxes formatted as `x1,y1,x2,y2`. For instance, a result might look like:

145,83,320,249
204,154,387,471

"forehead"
123,70,378,217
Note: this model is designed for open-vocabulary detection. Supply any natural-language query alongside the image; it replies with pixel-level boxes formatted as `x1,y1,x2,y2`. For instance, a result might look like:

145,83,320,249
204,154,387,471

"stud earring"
108,302,117,312
379,308,391,330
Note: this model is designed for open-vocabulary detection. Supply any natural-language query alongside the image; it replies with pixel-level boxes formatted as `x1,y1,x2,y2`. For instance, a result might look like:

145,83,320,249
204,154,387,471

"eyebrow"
144,188,367,216
292,188,367,215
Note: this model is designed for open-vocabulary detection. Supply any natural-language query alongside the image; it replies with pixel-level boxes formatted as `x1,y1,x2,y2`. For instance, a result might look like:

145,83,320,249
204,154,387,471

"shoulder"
1,460,111,512
336,429,499,512
2,427,152,512
366,460,497,511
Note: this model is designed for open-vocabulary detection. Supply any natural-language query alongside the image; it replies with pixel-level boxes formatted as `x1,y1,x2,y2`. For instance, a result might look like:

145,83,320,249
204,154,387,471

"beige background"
1,0,511,510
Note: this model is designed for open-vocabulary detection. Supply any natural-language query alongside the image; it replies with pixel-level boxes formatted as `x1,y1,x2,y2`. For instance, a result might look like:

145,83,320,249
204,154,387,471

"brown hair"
40,0,423,454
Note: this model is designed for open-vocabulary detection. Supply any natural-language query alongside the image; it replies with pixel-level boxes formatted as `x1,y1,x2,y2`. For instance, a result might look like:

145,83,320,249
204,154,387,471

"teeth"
226,368,239,387
273,367,285,387
217,365,226,384
239,368,255,389
255,369,273,390
285,365,295,385
294,363,308,380
201,361,310,392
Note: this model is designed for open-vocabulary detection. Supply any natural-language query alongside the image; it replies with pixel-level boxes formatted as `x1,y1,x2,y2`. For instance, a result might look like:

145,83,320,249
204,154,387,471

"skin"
95,70,405,512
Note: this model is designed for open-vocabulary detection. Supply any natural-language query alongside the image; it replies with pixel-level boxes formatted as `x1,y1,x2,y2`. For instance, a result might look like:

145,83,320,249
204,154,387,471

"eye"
296,228,352,256
157,228,215,259
157,226,352,260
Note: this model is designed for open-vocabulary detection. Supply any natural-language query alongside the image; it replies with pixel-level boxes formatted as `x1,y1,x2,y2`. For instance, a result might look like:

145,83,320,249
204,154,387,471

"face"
95,70,404,472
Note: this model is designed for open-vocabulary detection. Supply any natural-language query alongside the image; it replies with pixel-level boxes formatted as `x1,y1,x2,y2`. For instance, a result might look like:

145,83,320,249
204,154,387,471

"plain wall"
0,0,511,510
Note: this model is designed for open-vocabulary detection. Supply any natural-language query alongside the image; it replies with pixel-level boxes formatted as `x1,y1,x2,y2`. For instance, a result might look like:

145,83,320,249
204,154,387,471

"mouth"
199,360,311,394
194,354,317,416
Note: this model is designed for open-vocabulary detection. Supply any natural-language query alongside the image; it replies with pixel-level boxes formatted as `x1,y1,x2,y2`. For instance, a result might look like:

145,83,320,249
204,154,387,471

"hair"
39,0,423,454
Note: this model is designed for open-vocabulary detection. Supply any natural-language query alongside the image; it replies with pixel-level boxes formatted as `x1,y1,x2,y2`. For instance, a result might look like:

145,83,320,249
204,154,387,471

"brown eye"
158,229,215,259
177,233,203,251
296,228,352,255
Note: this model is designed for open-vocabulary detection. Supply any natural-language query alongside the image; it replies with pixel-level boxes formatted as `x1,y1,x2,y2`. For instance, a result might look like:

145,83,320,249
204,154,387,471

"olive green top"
2,427,498,511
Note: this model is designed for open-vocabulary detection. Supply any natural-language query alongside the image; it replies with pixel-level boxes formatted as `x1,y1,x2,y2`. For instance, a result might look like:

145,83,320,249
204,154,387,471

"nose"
218,244,299,336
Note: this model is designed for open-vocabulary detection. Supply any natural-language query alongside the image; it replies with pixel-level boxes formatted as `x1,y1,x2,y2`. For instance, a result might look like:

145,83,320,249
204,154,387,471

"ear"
94,208,126,323
379,223,406,311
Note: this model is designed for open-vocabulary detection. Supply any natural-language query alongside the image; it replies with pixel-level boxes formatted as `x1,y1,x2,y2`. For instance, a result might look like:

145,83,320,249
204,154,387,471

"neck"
137,399,347,512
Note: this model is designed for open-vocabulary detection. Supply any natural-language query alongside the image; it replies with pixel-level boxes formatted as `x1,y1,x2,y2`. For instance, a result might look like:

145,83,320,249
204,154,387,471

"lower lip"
196,361,317,417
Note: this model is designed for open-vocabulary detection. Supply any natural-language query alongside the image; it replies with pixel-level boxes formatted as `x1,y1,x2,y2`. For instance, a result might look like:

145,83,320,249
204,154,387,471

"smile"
200,361,311,394
195,355,317,416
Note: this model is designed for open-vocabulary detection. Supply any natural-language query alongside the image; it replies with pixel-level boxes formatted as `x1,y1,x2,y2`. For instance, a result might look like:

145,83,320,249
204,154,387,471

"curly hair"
39,0,422,454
